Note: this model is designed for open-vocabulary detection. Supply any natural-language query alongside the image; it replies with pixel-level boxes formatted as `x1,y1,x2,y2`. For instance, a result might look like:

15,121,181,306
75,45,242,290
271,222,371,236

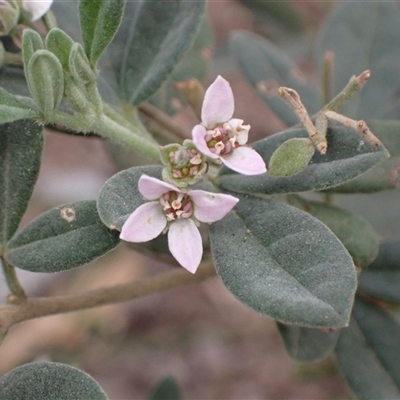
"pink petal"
120,202,167,242
222,147,267,175
192,124,219,159
201,76,234,128
189,190,239,223
168,218,202,273
23,0,53,21
138,175,180,200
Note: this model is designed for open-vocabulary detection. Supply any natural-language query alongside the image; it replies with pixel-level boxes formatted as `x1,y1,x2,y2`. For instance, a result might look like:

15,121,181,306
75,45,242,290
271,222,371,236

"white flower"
120,175,239,274
22,0,53,21
192,75,267,175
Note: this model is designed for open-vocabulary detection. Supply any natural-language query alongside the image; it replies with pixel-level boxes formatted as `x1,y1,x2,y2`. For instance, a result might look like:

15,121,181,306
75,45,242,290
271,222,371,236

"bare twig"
325,110,381,147
279,87,327,154
139,102,189,140
323,70,371,113
0,263,216,330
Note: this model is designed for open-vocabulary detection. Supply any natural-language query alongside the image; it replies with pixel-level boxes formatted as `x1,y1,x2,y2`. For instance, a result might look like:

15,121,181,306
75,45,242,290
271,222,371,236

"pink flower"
192,75,267,175
22,0,53,21
120,175,239,274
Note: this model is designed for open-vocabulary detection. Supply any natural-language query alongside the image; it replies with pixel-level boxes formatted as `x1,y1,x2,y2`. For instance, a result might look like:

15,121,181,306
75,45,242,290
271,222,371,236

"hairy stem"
323,70,371,113
0,263,216,329
1,258,26,302
47,111,161,162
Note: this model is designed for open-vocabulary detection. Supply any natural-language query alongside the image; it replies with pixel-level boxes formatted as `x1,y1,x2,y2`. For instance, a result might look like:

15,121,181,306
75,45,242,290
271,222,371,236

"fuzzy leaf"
150,16,214,116
0,362,108,400
277,323,340,362
210,194,357,328
0,120,42,248
358,238,400,303
100,0,206,105
316,2,400,120
6,200,119,272
0,87,37,123
26,50,64,115
325,120,400,193
22,29,44,71
45,28,75,71
231,31,321,126
217,125,389,195
79,0,125,65
335,299,400,400
97,166,163,230
292,197,379,268
268,138,315,177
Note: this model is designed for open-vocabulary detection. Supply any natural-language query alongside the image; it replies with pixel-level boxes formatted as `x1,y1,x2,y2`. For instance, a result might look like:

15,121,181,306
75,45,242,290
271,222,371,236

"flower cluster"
121,76,267,273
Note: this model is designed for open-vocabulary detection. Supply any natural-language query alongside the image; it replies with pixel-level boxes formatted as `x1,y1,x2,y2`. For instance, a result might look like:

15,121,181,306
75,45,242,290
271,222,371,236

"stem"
322,70,371,113
4,52,23,67
0,263,216,329
1,258,26,302
279,87,327,154
47,111,161,162
322,51,334,104
139,102,189,141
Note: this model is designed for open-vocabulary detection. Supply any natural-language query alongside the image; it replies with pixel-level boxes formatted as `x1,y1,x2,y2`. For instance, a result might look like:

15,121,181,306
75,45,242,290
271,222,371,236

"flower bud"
0,0,19,34
160,140,207,188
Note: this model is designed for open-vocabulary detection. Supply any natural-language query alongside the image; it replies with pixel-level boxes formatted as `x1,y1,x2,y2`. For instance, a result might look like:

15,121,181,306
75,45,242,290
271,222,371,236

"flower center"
170,148,203,179
159,191,194,221
205,123,238,156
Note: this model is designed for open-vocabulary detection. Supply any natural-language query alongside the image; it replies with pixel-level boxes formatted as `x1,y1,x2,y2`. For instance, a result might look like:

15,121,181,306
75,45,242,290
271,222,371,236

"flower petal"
138,175,180,200
23,0,53,21
120,202,167,242
190,190,239,223
222,147,267,175
192,124,219,159
168,218,202,273
201,76,234,128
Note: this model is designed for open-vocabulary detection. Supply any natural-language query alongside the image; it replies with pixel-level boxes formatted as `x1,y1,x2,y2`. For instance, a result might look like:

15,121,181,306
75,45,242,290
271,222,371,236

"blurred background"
0,0,369,398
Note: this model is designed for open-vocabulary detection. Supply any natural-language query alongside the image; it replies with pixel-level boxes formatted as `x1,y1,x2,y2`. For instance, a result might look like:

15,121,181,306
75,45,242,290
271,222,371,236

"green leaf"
69,43,97,84
217,125,389,195
26,50,64,116
100,0,206,105
269,138,315,177
97,165,163,230
0,87,37,123
0,120,42,247
231,31,321,126
326,120,400,193
237,0,303,33
5,200,119,273
149,376,181,400
210,194,357,328
291,197,379,268
316,2,400,120
79,0,125,65
45,28,75,71
277,322,340,362
358,238,400,303
0,362,108,400
335,299,400,400
22,29,44,71
150,16,214,116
